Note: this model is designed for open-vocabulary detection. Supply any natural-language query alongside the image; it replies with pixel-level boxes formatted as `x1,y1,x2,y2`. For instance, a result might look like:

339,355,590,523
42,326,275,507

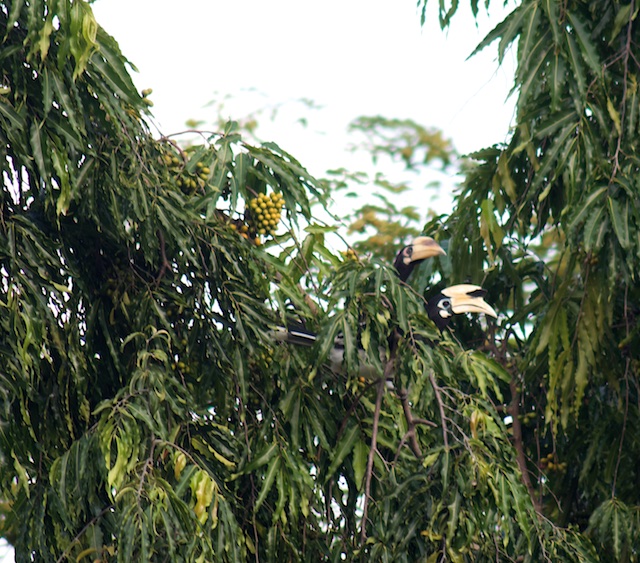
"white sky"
90,0,516,151
0,2,517,560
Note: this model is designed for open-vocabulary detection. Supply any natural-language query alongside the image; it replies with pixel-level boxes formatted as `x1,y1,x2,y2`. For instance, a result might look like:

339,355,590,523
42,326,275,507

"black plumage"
392,236,446,282
425,284,497,330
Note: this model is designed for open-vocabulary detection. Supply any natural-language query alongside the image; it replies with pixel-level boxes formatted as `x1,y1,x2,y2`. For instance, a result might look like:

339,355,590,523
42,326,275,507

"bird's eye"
402,246,414,264
440,298,451,310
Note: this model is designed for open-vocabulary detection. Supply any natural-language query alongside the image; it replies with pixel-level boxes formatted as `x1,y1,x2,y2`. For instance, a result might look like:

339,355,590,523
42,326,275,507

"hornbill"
275,283,498,351
425,283,497,330
392,236,446,282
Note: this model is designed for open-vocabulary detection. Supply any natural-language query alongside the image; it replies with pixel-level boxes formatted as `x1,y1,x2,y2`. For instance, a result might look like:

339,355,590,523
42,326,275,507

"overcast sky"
91,0,518,184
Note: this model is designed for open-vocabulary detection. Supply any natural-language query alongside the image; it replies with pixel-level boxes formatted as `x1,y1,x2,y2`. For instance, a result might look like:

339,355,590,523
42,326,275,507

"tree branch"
55,504,115,563
428,369,449,450
508,377,540,511
359,372,387,545
397,387,423,458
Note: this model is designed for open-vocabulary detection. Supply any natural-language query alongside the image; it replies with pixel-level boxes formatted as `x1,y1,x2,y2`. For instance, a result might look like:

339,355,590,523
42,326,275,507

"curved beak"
442,284,498,318
408,236,446,263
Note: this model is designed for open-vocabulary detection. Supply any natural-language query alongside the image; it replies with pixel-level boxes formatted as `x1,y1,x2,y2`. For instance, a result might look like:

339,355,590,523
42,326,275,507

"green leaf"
325,423,359,480
352,439,368,490
566,11,601,75
30,122,48,180
239,442,278,475
0,99,24,131
568,185,607,230
583,205,609,251
90,28,141,103
254,454,281,512
5,0,24,33
497,152,517,203
565,31,587,98
470,5,525,62
519,31,554,109
607,196,630,249
610,3,633,43
549,54,567,111
518,2,541,69
607,97,622,135
542,0,560,46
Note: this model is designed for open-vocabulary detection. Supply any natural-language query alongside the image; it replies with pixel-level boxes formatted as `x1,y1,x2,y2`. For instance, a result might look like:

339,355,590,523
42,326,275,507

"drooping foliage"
0,0,636,562
417,0,640,558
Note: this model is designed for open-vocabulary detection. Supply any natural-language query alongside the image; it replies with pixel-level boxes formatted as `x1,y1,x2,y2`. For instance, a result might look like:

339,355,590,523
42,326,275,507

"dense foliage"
0,0,638,562
420,0,640,559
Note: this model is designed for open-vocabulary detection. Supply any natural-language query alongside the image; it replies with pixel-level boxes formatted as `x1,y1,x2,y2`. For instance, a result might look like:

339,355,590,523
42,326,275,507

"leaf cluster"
419,0,640,558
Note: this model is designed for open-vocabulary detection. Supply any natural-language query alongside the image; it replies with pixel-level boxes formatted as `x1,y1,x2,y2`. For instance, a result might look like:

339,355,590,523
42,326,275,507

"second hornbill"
425,283,497,330
278,283,497,348
275,283,497,381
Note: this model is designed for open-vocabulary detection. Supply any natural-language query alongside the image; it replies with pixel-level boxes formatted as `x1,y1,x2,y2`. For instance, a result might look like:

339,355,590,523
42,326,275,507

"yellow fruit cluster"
342,248,358,261
229,222,262,246
159,149,210,195
141,88,154,107
162,153,181,169
177,161,210,195
195,161,211,179
541,452,568,472
247,192,285,236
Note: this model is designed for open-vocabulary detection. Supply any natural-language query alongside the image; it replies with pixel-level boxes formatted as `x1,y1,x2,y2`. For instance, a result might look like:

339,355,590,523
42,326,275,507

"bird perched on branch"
273,282,496,379
392,236,446,282
275,284,496,347
425,284,497,330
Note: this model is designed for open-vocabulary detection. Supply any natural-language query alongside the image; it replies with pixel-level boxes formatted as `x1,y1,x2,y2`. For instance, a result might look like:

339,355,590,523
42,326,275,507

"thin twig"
359,375,386,545
397,387,423,458
428,370,449,449
136,436,157,500
610,0,635,179
55,504,115,563
509,378,540,511
336,380,375,441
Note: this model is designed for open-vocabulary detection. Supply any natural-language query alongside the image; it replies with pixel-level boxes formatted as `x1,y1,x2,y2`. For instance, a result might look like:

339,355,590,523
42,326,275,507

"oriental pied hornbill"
276,283,497,347
426,284,497,330
392,236,446,282
273,283,497,381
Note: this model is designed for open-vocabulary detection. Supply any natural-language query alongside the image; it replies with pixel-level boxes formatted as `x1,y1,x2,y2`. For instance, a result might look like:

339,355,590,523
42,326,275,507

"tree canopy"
0,0,638,561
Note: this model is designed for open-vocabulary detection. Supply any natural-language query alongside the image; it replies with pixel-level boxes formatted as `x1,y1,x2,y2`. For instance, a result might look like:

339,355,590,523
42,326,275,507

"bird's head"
394,236,446,281
427,284,497,330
